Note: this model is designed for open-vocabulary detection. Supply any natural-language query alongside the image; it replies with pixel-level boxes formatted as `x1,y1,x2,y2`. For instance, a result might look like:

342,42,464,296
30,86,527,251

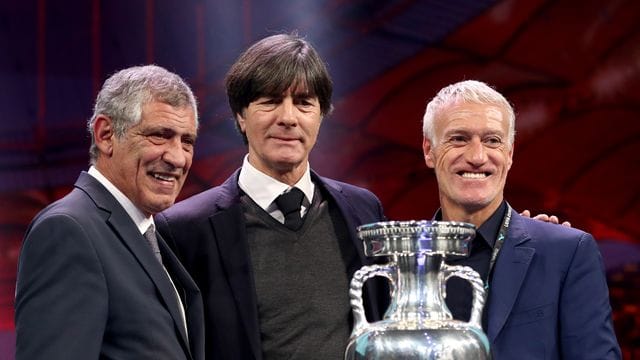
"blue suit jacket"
486,208,620,359
156,169,388,360
15,172,205,360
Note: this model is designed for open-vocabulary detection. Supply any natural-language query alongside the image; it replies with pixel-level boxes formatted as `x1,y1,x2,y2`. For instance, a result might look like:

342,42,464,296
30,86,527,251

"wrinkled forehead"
436,101,508,132
442,99,507,120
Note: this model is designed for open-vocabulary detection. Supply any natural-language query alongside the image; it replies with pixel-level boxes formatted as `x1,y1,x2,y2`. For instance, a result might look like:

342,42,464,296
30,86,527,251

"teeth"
461,172,486,179
152,173,174,181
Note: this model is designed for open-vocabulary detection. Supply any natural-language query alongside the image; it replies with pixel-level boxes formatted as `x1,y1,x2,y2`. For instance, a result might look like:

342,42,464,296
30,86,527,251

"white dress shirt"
238,155,315,222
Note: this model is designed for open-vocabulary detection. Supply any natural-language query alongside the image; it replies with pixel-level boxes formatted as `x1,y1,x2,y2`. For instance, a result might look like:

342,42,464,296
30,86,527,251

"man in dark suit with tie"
421,79,621,359
15,65,205,360
155,34,388,360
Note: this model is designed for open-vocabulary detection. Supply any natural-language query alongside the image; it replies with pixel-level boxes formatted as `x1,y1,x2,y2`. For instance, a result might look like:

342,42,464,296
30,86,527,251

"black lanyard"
484,203,512,291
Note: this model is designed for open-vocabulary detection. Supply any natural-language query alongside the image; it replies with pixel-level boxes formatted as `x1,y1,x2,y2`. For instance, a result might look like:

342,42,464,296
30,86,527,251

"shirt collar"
476,201,507,248
237,155,315,211
433,201,507,248
88,166,154,234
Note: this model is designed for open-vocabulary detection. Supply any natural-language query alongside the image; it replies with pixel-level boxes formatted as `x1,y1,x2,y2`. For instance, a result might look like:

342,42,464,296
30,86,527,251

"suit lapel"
210,173,263,360
314,174,369,267
158,235,204,360
75,172,196,359
314,174,388,321
106,206,195,357
486,211,535,342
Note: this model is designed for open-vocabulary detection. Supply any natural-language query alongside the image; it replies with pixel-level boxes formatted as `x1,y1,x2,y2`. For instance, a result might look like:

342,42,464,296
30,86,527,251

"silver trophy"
345,221,491,359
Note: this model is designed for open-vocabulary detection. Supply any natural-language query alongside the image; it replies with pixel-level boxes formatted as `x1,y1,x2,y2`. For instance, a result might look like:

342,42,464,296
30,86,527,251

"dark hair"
225,33,333,142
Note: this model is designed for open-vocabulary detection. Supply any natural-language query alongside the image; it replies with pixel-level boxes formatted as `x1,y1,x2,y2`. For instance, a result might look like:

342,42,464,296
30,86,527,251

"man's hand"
521,209,571,227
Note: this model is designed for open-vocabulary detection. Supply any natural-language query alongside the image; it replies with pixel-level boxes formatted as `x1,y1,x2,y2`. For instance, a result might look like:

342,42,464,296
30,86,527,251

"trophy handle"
349,264,396,335
443,264,486,329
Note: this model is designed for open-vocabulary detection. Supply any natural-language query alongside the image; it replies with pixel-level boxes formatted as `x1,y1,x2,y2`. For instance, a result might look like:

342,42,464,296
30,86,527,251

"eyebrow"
292,93,317,100
146,126,197,139
443,128,505,137
257,92,317,102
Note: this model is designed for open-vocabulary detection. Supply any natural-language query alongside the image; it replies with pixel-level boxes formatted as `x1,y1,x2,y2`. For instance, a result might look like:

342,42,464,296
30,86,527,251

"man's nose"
278,97,298,126
466,138,487,165
162,138,189,169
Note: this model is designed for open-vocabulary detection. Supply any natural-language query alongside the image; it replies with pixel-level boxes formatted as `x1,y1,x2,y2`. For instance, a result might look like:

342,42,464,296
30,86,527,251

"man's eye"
257,98,279,105
296,101,315,112
449,136,467,144
148,133,167,141
182,137,196,147
485,137,503,147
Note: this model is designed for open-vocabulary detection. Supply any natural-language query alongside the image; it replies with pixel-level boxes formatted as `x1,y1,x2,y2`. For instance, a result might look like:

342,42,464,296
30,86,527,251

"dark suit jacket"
487,209,620,359
156,169,388,360
15,172,205,360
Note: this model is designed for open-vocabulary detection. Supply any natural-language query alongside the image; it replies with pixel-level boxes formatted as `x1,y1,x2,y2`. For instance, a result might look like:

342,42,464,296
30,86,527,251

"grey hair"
422,80,515,146
87,64,198,164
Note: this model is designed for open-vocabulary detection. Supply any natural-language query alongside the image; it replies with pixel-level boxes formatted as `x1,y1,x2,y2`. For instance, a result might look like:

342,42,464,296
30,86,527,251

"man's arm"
15,214,108,360
559,232,621,359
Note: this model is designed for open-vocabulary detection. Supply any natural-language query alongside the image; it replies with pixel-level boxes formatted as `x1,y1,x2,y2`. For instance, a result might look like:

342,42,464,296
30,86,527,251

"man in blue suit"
15,65,204,360
156,34,388,360
421,79,621,359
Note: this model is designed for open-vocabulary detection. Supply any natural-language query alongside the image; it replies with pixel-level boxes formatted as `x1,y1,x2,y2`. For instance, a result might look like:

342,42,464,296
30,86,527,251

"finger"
533,214,550,221
562,221,572,227
549,215,559,224
520,209,531,218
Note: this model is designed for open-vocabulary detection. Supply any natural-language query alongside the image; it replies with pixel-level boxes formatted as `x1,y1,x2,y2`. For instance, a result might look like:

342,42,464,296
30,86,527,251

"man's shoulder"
314,175,385,223
23,187,107,254
32,186,97,224
168,185,234,216
512,211,594,247
316,174,379,200
159,173,240,221
510,213,606,278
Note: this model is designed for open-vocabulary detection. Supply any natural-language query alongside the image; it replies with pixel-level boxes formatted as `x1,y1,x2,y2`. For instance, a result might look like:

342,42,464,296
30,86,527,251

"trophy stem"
386,253,453,323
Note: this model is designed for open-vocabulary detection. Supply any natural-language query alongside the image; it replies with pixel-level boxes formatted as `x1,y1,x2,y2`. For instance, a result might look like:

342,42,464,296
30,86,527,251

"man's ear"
235,113,246,133
422,137,435,168
507,142,514,171
93,115,115,157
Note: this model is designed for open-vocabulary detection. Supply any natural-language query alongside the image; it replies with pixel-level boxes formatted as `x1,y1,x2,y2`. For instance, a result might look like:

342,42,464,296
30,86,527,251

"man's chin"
456,197,494,212
142,198,178,215
272,158,306,171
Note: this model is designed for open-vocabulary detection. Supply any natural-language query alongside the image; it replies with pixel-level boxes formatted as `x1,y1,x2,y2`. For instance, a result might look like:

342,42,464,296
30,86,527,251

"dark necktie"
275,187,305,230
143,225,163,264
